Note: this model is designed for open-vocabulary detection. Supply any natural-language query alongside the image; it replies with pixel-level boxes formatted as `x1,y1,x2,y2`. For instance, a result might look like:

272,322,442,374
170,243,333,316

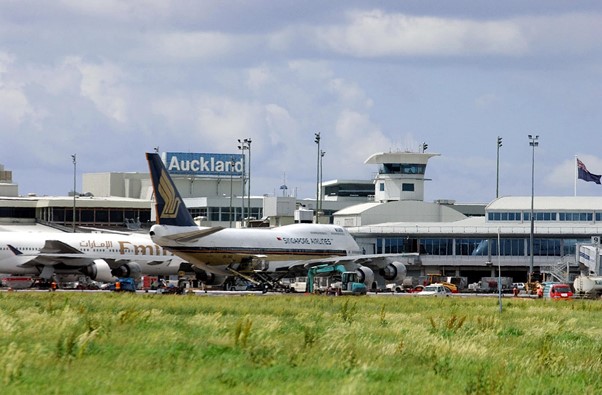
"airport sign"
163,152,244,177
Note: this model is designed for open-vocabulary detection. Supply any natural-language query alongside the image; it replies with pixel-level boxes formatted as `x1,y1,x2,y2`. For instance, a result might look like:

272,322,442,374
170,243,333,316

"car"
512,282,525,291
415,283,451,297
547,283,573,300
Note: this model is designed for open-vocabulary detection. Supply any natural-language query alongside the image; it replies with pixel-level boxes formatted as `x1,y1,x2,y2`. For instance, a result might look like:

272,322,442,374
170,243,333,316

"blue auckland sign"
163,152,244,177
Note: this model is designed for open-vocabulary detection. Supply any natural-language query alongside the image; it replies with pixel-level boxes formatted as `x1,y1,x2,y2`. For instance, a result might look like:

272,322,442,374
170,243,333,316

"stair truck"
574,244,602,298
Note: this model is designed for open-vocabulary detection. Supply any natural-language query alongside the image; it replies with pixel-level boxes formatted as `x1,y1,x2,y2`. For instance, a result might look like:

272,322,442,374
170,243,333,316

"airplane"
146,152,417,291
0,231,225,286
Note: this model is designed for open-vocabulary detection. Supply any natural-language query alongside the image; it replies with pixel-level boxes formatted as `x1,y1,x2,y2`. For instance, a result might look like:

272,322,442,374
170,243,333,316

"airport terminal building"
1,150,601,284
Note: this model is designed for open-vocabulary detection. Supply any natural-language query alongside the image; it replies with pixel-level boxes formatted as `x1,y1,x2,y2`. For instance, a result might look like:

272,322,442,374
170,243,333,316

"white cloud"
333,109,392,175
475,93,499,108
0,52,34,127
63,57,128,122
246,66,272,91
315,10,528,57
264,104,298,146
151,31,239,61
194,96,264,150
328,78,373,108
0,52,15,74
0,87,32,126
59,0,172,20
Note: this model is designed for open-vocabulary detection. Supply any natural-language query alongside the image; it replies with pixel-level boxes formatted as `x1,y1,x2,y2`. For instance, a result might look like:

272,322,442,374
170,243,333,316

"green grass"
1,292,602,394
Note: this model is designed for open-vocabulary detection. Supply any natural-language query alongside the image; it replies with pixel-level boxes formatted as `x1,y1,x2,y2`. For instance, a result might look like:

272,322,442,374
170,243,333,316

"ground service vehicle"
307,264,367,295
107,278,137,292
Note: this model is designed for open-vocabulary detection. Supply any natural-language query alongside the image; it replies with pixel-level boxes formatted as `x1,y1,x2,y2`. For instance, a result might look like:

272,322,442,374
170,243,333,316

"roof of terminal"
487,196,602,211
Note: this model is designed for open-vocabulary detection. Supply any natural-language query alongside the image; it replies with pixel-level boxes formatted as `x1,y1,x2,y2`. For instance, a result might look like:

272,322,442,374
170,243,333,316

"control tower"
365,151,440,203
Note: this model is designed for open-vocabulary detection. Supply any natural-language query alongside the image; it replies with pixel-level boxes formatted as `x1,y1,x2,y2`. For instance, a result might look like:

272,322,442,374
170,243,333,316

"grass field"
1,291,602,394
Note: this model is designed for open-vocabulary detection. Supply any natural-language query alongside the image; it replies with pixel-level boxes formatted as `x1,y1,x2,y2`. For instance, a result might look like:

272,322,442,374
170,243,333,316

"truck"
478,276,514,293
307,264,367,295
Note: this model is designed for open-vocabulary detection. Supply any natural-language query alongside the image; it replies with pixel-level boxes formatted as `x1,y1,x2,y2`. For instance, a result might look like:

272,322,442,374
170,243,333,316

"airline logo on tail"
158,168,181,218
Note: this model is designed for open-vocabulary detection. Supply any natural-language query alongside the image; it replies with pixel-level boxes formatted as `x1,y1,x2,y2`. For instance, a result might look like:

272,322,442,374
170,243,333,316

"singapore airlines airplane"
146,152,414,290
0,232,187,282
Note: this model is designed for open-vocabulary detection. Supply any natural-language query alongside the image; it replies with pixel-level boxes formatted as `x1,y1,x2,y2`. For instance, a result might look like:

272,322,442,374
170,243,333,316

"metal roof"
348,216,602,237
487,196,602,211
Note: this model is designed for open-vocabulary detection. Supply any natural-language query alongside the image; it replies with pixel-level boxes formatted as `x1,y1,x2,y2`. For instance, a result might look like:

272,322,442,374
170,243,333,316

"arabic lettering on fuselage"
78,240,170,256
281,237,332,245
79,240,113,248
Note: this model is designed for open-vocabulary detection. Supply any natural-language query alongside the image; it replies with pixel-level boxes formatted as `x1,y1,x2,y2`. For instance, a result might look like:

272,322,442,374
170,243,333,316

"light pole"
314,132,320,223
71,154,77,232
496,136,502,198
320,150,325,219
238,138,251,227
229,157,234,228
237,142,246,227
246,138,252,225
528,134,539,287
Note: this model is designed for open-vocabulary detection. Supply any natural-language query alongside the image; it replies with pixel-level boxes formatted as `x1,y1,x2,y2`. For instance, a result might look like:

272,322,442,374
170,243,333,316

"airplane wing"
6,241,91,268
303,253,419,269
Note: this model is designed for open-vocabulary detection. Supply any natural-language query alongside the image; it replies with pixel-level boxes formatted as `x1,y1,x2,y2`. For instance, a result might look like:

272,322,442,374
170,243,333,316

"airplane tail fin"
146,152,197,227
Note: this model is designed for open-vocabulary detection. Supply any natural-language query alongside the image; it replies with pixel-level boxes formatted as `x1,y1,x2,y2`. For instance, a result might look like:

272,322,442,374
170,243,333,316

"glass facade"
489,211,596,222
380,236,587,258
192,206,263,223
46,207,151,227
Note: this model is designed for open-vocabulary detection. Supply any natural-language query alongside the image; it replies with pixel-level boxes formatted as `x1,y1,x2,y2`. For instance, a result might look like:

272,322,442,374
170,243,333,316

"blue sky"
1,1,602,202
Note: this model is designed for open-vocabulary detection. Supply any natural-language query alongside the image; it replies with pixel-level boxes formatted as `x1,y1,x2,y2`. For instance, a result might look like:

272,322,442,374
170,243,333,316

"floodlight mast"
528,134,539,288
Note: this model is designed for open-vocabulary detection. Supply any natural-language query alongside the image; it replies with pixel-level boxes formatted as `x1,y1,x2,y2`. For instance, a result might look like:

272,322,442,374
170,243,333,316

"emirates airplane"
146,152,414,290
0,232,184,282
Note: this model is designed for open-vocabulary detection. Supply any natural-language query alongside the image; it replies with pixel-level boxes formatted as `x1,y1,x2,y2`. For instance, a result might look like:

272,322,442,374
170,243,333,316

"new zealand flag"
577,158,601,184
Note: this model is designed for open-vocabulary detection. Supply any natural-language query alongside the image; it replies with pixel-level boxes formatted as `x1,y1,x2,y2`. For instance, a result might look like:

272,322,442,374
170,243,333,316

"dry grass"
1,292,601,394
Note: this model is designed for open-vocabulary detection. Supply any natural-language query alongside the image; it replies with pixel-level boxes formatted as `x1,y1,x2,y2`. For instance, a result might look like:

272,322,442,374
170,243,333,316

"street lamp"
528,134,539,287
314,132,321,223
238,138,251,227
246,139,252,225
229,157,234,228
320,150,325,218
71,154,77,232
496,136,502,199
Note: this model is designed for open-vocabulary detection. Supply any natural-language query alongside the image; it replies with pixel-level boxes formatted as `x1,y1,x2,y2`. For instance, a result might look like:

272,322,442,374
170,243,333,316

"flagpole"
574,155,578,196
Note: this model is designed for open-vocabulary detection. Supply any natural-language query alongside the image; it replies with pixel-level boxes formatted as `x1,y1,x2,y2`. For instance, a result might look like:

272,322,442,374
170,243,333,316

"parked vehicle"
512,282,525,291
544,283,573,300
415,283,451,297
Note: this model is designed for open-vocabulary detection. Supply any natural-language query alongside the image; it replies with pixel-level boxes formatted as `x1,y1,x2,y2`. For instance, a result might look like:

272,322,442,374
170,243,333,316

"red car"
549,284,573,299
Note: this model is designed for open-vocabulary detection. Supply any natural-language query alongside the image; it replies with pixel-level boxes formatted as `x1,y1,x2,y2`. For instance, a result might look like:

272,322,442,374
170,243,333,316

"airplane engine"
193,268,227,286
356,266,375,288
111,262,142,279
380,261,407,282
83,259,115,282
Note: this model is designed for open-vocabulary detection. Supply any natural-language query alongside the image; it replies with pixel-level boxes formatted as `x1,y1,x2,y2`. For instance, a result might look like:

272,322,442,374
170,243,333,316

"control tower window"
380,163,426,175
402,183,414,192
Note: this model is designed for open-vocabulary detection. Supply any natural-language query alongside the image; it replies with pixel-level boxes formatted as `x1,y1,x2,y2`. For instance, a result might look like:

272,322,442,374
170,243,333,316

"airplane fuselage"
0,232,182,277
150,223,363,275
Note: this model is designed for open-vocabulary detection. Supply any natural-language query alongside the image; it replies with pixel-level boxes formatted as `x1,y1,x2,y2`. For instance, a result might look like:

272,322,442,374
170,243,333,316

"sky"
1,1,602,203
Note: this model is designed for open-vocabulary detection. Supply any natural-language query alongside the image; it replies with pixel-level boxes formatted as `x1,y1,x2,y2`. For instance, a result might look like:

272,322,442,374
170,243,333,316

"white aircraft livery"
146,153,415,290
0,232,184,282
